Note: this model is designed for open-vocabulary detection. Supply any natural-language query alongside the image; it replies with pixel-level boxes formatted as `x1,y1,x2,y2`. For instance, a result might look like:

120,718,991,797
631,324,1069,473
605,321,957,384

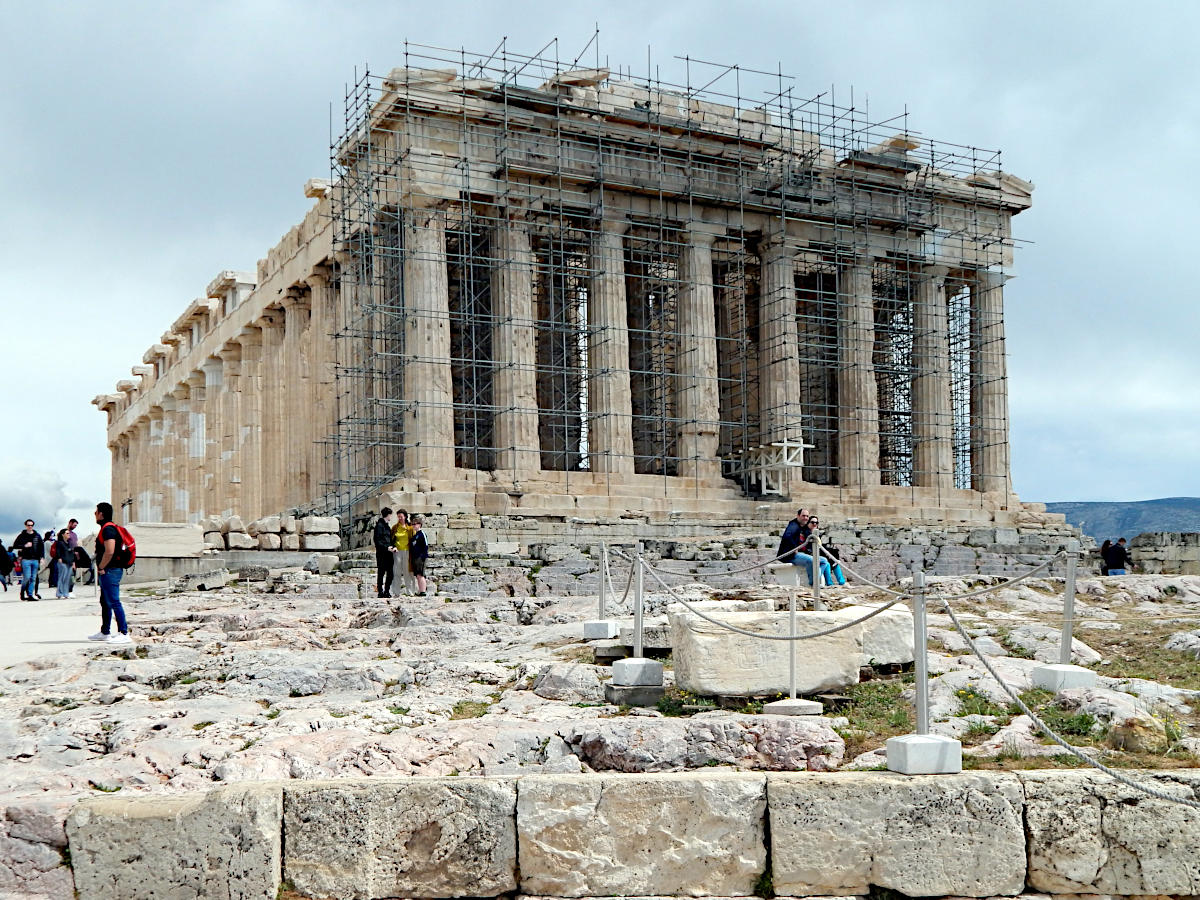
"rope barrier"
938,593,1200,810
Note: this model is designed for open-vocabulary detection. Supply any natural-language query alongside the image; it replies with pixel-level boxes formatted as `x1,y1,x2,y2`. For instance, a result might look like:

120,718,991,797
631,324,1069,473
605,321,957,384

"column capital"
923,263,951,281
977,269,1011,289
236,325,263,349
683,221,725,246
593,213,631,236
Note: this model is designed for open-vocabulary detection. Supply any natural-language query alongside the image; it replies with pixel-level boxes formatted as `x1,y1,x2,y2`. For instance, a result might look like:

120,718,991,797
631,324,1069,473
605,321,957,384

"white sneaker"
106,633,133,645
87,632,109,642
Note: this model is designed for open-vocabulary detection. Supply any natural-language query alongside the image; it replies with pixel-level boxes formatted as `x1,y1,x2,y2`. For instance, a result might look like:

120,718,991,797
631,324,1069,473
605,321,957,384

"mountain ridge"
1044,497,1200,541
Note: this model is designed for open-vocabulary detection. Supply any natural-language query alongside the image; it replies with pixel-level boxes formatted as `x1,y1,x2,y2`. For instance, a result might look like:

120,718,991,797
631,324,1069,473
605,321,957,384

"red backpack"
100,523,137,568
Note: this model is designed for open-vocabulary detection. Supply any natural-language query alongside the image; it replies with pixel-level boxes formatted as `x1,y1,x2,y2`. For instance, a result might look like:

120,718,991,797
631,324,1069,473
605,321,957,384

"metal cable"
916,554,1065,602
938,593,1200,810
641,557,906,641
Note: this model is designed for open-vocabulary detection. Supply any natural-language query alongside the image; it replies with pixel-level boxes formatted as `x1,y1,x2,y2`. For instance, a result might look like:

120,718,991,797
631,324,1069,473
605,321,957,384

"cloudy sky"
2,0,1196,534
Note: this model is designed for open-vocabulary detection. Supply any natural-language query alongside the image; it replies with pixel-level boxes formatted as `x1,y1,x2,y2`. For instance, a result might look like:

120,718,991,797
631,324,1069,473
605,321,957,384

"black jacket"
775,519,809,563
373,518,394,552
1103,543,1131,570
409,530,428,562
13,531,43,561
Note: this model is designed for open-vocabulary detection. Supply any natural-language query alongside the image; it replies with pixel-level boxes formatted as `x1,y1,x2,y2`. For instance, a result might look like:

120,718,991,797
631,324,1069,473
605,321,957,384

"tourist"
1106,537,1132,575
0,538,11,591
817,522,848,586
409,515,429,596
775,509,810,564
13,519,44,601
52,529,74,598
795,516,835,587
392,509,416,595
373,506,395,598
1099,539,1112,576
66,519,80,594
89,502,132,644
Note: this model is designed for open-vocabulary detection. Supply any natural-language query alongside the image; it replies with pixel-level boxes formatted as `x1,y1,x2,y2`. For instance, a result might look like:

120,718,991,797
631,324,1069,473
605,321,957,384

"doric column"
403,202,455,473
912,264,954,492
838,253,881,488
130,418,150,520
202,359,224,517
490,209,541,477
170,384,192,521
306,270,336,507
587,217,634,474
236,327,264,520
185,371,207,522
146,407,165,522
258,310,285,515
675,222,724,480
282,292,313,507
110,438,128,521
158,396,179,522
759,230,803,446
217,345,242,517
971,270,1011,494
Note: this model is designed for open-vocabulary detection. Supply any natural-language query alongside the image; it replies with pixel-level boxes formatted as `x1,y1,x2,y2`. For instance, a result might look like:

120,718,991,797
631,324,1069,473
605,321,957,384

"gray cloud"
0,469,68,536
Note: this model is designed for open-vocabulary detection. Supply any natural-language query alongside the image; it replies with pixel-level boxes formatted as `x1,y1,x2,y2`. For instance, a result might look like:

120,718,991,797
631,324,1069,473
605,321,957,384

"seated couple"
776,508,846,586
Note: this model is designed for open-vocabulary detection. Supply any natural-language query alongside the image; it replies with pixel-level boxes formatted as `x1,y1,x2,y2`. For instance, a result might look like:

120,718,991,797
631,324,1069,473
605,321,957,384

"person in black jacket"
0,538,12,591
13,519,44,601
373,507,395,598
775,509,810,564
408,515,429,596
1106,538,1132,575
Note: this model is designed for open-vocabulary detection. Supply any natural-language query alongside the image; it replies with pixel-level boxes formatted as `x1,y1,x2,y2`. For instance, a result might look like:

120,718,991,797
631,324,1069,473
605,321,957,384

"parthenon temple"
94,43,1037,542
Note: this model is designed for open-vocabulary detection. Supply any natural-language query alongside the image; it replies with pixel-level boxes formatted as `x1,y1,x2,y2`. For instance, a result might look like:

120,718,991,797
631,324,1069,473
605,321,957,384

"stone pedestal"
583,620,620,640
762,698,823,716
611,657,664,686
603,683,666,707
1031,663,1097,692
886,733,962,775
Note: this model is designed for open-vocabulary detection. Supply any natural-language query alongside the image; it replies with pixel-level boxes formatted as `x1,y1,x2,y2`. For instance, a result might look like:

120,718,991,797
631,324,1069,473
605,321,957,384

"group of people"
0,517,92,600
1099,538,1132,576
373,507,430,598
776,508,847,586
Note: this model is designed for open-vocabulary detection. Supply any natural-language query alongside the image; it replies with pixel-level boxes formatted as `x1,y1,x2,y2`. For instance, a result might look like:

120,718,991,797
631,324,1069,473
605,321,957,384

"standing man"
89,502,132,645
1108,537,1132,575
373,506,395,598
65,519,80,595
13,519,44,601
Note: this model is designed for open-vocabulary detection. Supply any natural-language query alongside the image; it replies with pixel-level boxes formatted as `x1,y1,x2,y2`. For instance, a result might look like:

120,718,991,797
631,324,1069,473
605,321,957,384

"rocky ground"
2,566,1200,896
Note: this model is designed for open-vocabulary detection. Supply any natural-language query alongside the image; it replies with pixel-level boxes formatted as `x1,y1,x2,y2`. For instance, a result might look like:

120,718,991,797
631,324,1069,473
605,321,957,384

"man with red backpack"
89,502,134,645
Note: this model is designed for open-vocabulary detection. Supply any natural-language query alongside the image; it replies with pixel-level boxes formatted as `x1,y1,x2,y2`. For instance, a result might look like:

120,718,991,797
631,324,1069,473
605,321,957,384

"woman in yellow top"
391,510,416,595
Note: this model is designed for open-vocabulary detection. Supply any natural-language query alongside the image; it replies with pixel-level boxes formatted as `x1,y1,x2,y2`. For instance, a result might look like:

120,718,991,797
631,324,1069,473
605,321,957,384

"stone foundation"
1131,532,1200,575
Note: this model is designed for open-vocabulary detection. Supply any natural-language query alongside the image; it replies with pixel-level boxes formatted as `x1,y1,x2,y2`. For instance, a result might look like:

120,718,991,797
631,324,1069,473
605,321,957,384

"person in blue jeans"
89,503,132,645
13,519,44,601
793,517,835,587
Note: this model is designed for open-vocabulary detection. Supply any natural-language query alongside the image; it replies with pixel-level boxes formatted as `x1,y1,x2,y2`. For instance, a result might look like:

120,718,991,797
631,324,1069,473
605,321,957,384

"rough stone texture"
1003,623,1101,664
532,663,605,702
66,784,281,900
221,515,246,534
1166,629,1200,658
1021,769,1200,895
168,568,231,592
284,778,517,900
518,773,766,897
281,533,300,550
301,533,341,551
769,772,1026,897
235,564,269,582
257,533,281,551
299,516,340,534
840,604,914,666
225,532,256,550
1,795,74,900
670,608,862,696
248,515,281,536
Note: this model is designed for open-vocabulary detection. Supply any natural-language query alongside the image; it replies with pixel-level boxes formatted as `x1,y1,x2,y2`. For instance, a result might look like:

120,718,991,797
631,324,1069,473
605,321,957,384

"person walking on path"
89,502,132,644
373,507,395,598
0,539,12,591
13,520,44,601
409,515,429,596
1105,537,1132,575
52,529,74,598
391,509,416,595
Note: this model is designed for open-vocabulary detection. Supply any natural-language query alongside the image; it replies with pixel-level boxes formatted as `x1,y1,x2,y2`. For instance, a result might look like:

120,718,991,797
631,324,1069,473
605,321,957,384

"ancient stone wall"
64,770,1200,899
1131,532,1200,575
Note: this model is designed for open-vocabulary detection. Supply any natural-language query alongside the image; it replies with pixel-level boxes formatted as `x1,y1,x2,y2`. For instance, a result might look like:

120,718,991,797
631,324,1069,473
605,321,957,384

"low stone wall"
1131,531,1200,575
64,769,1200,899
199,514,341,553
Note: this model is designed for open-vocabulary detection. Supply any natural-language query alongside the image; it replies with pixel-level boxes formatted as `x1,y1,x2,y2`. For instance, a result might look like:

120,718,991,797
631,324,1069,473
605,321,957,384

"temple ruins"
94,42,1045,544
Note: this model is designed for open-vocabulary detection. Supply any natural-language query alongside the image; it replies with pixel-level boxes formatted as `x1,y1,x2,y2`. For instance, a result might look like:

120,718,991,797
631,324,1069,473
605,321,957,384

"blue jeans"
21,559,39,597
792,552,833,586
99,568,127,635
1107,568,1126,576
56,563,74,597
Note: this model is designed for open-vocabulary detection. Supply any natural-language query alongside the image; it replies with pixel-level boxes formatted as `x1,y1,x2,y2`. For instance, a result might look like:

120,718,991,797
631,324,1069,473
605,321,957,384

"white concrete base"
886,734,962,775
611,657,664,687
1031,663,1098,692
583,620,620,640
762,698,823,716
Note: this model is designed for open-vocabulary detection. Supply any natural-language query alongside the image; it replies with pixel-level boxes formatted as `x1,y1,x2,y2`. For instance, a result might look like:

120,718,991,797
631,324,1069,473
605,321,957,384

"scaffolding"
326,36,1023,523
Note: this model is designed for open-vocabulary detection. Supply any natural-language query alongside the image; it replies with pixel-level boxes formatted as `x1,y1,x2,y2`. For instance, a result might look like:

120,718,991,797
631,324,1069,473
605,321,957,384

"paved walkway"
0,582,107,669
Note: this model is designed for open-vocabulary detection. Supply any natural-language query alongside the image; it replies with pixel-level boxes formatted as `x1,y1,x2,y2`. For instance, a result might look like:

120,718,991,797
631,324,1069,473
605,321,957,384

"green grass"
192,721,214,731
956,684,1007,718
388,705,410,716
450,700,490,720
837,679,913,757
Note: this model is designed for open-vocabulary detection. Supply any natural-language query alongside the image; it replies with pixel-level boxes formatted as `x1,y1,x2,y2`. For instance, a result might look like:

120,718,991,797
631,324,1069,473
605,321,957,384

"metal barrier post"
1032,539,1096,691
599,544,609,621
582,544,620,640
812,535,826,611
886,565,961,774
633,541,645,659
788,585,797,700
608,540,664,701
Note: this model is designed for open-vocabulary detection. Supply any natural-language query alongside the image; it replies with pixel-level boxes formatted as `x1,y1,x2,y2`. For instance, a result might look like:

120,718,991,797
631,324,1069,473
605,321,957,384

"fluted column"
202,359,223,517
971,270,1011,494
282,293,312,507
158,397,179,522
307,270,335,507
838,253,881,488
110,439,128,521
236,327,264,520
258,310,285,515
759,230,803,446
170,384,192,521
130,418,150,520
588,217,634,474
912,264,954,492
490,210,541,477
218,346,242,516
675,222,723,480
146,407,165,522
185,372,207,522
403,202,455,473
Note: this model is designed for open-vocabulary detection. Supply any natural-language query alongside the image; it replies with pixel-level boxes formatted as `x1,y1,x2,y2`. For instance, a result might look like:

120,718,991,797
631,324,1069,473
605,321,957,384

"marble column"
675,222,724,481
131,418,150,521
158,396,179,522
218,345,242,517
236,327,264,521
971,270,1011,494
403,202,455,473
258,310,285,515
202,359,224,518
186,372,207,522
490,210,541,477
170,385,192,522
146,407,165,522
110,438,128,521
759,230,803,446
306,271,335,506
838,253,881,488
587,217,634,474
912,264,954,492
282,293,312,507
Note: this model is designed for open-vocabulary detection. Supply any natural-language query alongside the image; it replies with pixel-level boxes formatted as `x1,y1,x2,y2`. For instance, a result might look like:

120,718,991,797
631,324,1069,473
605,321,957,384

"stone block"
769,772,1025,897
203,531,224,549
885,733,962,774
301,533,341,551
235,564,269,582
518,773,766,896
304,553,340,575
169,569,230,593
281,533,299,550
248,515,280,536
257,533,281,551
1032,663,1098,691
225,532,256,550
299,515,340,534
1022,769,1200,894
280,514,296,533
125,522,204,558
762,697,823,715
611,657,664,686
221,515,245,534
487,541,520,556
603,683,666,707
619,618,673,650
994,527,1020,545
200,514,223,534
66,784,281,899
583,620,620,640
283,779,516,899
669,608,862,697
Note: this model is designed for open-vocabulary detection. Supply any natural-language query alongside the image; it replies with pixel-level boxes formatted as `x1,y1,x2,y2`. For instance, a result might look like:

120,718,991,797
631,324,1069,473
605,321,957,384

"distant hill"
1045,497,1200,541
